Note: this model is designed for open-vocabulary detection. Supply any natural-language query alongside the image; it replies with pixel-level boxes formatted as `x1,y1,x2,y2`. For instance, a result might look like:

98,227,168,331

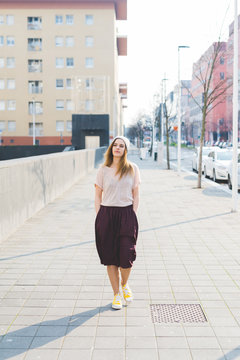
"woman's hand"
132,186,139,213
95,185,103,214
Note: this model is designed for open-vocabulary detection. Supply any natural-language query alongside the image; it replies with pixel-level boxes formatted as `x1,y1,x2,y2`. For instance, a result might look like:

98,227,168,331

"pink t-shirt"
95,162,141,207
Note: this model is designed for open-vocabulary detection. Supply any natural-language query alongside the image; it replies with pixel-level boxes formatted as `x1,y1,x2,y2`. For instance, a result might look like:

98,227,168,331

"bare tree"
183,40,232,188
163,93,174,170
127,112,149,148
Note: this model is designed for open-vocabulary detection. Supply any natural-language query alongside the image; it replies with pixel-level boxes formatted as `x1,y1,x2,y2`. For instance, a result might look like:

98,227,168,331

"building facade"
0,0,127,146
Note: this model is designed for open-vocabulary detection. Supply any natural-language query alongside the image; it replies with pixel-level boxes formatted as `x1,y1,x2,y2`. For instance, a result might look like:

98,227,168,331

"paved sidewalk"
1,152,240,360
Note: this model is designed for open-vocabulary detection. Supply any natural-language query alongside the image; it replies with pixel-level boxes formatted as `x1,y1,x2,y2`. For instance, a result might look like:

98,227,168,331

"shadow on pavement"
0,305,111,359
217,347,240,360
202,187,231,198
0,240,94,262
140,211,231,232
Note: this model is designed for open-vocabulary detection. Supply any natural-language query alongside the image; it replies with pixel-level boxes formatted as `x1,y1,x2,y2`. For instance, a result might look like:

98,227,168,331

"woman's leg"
120,267,131,286
107,265,120,295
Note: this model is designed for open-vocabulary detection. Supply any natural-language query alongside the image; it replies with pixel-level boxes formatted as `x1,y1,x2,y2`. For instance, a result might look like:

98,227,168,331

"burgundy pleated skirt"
95,204,138,268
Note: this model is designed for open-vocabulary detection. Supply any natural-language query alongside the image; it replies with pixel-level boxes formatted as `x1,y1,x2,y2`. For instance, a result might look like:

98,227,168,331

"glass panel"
85,15,93,25
8,121,16,131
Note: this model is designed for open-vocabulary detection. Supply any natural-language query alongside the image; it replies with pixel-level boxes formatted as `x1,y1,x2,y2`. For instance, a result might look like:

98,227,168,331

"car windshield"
216,151,232,160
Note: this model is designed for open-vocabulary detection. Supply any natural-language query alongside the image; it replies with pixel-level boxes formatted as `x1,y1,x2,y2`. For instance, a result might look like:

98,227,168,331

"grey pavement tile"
96,326,125,337
24,348,59,360
213,327,240,337
126,307,150,317
35,325,67,337
98,316,125,326
0,307,22,315
223,349,240,360
94,336,125,349
66,325,96,336
155,325,185,337
62,336,94,349
126,325,155,336
5,325,39,337
126,349,158,360
42,315,71,326
208,317,238,326
126,336,157,348
30,336,64,349
0,335,33,349
187,336,221,349
58,349,92,360
218,337,240,349
92,349,124,360
158,349,192,360
0,349,26,359
12,315,43,326
0,315,18,325
126,316,153,326
191,349,225,360
156,336,188,349
45,307,73,316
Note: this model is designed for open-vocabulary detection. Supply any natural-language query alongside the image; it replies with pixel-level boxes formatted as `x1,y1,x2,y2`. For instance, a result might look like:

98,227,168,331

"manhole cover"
150,304,207,323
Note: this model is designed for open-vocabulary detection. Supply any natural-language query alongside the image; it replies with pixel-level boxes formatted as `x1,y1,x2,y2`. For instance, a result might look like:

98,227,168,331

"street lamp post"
32,97,36,145
232,0,238,212
177,45,190,174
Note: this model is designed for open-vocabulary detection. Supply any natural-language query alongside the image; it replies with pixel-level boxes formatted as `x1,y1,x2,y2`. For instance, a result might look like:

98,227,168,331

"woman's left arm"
132,186,139,213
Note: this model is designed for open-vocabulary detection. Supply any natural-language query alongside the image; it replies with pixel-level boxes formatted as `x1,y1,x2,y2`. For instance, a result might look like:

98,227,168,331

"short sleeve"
95,166,104,190
133,164,141,189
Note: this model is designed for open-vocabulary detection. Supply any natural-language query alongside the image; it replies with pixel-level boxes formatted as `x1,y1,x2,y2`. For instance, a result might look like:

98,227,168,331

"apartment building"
0,0,127,146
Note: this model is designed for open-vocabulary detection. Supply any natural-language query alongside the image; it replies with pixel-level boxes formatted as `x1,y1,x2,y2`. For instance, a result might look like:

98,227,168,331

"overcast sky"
118,0,234,126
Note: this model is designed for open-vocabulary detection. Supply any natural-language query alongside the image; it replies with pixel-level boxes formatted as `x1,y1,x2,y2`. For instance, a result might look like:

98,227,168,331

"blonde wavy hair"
103,138,134,179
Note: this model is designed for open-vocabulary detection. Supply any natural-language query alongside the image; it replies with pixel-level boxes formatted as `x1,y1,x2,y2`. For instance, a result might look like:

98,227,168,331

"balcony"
28,17,42,30
28,39,42,51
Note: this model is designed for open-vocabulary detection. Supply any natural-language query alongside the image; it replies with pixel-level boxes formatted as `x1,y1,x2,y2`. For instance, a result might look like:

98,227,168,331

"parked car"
203,148,233,182
227,152,240,190
192,146,214,173
62,146,76,151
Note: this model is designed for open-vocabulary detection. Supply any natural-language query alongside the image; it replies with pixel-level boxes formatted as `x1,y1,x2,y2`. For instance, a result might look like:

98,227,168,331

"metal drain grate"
150,304,207,323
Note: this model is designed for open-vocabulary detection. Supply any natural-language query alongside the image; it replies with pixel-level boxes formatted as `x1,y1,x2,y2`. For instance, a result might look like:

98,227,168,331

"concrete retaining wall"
0,148,98,242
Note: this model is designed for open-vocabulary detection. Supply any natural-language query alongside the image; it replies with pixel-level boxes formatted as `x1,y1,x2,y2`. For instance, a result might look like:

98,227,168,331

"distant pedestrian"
94,136,140,309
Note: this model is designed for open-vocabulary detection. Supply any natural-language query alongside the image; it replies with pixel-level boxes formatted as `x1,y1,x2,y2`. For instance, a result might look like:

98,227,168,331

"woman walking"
94,136,140,309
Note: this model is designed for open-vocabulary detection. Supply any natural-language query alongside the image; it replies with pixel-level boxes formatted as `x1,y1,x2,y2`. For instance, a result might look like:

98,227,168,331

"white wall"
0,149,95,242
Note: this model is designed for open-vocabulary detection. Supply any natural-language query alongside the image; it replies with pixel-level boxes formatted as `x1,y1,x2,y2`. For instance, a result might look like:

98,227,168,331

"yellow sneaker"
122,283,133,302
112,293,122,310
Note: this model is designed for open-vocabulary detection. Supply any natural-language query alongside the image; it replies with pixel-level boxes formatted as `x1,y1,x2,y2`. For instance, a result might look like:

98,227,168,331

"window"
0,15,4,25
55,15,63,24
6,15,14,25
28,101,43,114
28,59,42,72
85,57,94,68
66,36,74,47
85,99,94,111
0,121,5,130
66,15,74,25
0,36,3,46
220,72,225,80
55,36,64,47
7,79,15,89
28,38,42,51
7,36,15,46
66,78,72,89
0,100,5,110
8,121,16,131
85,36,94,47
66,57,74,68
220,57,224,65
86,78,94,89
56,120,64,131
7,100,16,110
56,79,64,88
56,100,64,110
28,17,42,30
29,80,42,94
7,57,15,68
0,79,4,89
29,122,43,136
66,100,73,111
0,58,4,67
56,57,64,68
85,15,93,25
66,120,72,132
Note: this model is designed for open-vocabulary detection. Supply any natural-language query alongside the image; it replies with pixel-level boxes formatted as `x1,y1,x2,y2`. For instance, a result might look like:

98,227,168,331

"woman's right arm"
95,185,103,214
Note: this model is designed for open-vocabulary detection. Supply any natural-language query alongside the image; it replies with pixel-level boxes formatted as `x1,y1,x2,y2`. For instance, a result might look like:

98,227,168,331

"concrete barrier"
0,148,103,242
